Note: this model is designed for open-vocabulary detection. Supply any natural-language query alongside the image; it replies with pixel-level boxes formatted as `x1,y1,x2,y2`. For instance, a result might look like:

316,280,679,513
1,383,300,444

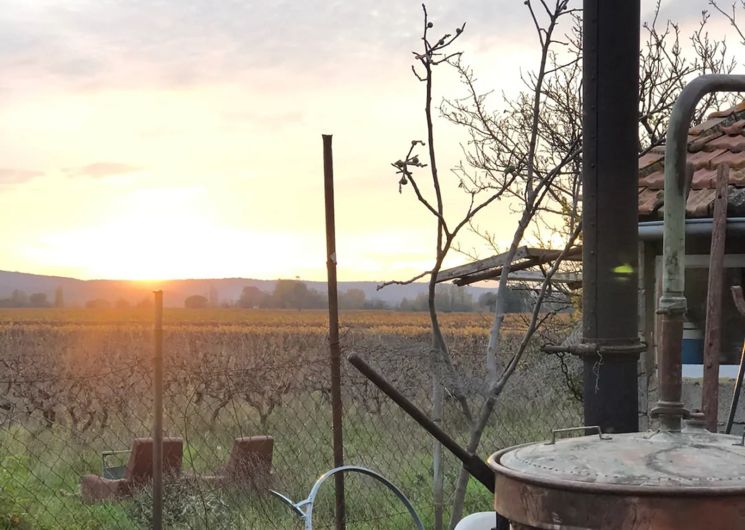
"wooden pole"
152,290,164,530
322,134,345,530
726,286,745,433
640,242,657,430
703,164,729,432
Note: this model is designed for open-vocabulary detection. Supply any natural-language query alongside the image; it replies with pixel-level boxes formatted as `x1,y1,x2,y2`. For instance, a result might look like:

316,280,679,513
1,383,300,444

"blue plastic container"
682,321,704,364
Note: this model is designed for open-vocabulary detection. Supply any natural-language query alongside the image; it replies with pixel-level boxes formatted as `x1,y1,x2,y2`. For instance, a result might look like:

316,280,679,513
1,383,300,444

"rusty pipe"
347,354,495,492
655,75,745,431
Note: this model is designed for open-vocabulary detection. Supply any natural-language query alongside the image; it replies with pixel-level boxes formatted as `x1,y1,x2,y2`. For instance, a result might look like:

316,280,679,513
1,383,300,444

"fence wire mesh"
0,310,582,529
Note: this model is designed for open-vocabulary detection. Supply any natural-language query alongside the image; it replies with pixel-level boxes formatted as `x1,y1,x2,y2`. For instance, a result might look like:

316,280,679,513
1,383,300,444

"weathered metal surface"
581,0,641,434
493,471,745,530
490,430,745,529
496,430,745,488
651,313,687,432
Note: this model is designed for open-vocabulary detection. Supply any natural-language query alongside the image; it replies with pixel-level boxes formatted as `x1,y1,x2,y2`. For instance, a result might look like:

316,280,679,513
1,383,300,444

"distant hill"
0,270,496,308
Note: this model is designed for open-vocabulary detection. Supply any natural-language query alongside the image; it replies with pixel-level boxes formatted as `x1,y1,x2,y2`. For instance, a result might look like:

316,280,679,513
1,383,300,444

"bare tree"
439,3,582,524
385,6,492,527
385,3,580,527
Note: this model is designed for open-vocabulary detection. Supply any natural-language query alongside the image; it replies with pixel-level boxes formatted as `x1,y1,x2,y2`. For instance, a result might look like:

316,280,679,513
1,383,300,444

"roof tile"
690,168,718,189
730,168,745,186
689,117,726,135
639,101,745,218
708,101,745,118
690,131,723,152
711,150,745,169
639,151,664,170
706,134,745,152
688,148,725,169
686,189,716,216
639,169,664,189
721,119,745,135
639,188,663,216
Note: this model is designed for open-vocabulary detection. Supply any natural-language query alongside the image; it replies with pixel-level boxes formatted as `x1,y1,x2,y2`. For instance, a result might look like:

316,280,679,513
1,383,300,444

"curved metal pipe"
655,74,745,432
661,75,745,309
271,465,425,530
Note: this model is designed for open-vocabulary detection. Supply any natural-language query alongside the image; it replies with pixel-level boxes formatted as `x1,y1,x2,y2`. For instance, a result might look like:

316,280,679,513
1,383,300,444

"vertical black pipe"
582,0,641,433
323,134,346,530
152,290,164,530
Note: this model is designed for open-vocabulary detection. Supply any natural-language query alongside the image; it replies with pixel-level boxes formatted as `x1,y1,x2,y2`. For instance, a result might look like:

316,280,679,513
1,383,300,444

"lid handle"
547,426,611,445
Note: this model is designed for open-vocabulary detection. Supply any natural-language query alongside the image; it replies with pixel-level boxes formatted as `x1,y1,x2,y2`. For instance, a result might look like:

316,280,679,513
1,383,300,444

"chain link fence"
0,312,581,529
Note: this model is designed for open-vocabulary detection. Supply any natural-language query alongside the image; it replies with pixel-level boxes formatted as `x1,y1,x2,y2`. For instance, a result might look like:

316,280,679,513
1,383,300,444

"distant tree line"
235,280,390,310
0,281,560,313
0,288,64,308
233,280,542,313
85,297,152,309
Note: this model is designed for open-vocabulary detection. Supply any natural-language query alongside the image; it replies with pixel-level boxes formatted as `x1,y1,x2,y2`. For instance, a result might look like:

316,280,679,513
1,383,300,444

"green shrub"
0,456,32,530
127,479,242,530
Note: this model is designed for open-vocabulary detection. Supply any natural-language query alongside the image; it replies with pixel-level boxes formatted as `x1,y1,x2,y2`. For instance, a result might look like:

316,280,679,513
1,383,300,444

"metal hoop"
271,465,425,530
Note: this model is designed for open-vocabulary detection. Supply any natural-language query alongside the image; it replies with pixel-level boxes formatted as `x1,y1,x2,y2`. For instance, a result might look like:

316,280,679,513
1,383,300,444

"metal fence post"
323,133,345,530
153,290,164,530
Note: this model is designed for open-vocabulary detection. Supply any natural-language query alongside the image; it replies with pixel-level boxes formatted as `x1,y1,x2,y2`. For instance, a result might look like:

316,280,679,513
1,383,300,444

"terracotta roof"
638,102,745,218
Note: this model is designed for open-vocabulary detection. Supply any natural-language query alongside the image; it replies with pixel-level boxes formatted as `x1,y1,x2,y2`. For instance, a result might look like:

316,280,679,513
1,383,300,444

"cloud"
66,162,141,179
0,0,718,99
0,168,43,187
0,1,535,93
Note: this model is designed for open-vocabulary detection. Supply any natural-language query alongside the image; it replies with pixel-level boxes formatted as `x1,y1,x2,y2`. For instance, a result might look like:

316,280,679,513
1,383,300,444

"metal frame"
101,449,130,479
270,465,425,530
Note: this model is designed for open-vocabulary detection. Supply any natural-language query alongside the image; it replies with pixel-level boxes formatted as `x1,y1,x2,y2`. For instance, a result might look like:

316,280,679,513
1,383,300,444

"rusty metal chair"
80,437,183,502
197,435,274,488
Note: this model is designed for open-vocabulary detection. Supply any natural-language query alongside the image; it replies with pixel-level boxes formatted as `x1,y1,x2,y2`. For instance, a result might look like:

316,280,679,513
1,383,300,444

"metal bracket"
650,401,691,423
543,342,646,358
656,295,687,316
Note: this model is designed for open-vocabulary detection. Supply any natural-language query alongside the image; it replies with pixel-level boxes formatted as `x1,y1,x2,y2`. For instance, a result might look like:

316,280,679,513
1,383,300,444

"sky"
0,0,731,281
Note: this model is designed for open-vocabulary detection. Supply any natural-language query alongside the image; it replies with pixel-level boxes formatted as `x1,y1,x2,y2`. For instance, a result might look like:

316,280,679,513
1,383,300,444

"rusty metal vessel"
489,425,745,529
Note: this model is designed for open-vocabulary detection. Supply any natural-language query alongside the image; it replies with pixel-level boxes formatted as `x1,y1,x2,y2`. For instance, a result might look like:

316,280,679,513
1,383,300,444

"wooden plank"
638,242,655,430
503,271,582,284
703,163,729,433
438,246,582,284
453,247,583,286
453,256,539,286
436,246,530,283
725,286,745,433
